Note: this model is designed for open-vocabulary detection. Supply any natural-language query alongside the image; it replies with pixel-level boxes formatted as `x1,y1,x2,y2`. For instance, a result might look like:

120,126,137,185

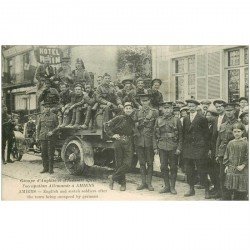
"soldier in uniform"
36,102,59,174
57,57,74,89
235,97,248,120
35,55,55,83
105,102,136,191
182,99,210,198
215,103,239,200
96,73,123,123
150,78,164,109
38,78,60,108
2,104,15,164
134,94,159,191
153,102,183,194
72,58,93,88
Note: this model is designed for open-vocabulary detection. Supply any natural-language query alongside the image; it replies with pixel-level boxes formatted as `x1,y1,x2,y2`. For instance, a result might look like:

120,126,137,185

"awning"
2,81,35,91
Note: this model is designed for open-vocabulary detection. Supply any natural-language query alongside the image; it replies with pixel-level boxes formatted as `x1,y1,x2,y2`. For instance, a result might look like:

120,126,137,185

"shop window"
228,69,240,102
245,68,249,99
244,48,249,65
228,49,240,66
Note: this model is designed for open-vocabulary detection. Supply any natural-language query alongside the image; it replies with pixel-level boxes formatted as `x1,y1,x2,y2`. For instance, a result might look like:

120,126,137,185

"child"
223,123,248,200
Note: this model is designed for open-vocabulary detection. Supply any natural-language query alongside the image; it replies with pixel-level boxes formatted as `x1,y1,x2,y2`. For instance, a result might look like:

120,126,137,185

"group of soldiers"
5,55,248,200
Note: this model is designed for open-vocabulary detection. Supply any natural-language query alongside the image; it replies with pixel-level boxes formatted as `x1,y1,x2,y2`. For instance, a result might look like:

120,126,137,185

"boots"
170,172,177,195
120,183,126,191
90,118,97,133
147,172,154,191
73,110,82,128
67,111,76,127
137,169,147,190
184,186,195,197
108,175,114,190
82,107,92,129
60,114,71,127
49,162,54,174
159,172,170,193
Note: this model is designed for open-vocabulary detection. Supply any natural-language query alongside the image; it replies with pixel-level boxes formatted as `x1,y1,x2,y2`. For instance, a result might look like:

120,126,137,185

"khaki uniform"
37,111,59,173
153,114,183,192
134,107,159,188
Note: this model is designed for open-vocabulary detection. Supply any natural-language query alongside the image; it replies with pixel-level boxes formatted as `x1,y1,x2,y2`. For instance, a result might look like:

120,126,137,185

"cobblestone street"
1,153,214,201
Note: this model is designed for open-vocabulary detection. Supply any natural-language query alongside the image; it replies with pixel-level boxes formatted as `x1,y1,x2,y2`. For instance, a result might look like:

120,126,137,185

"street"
1,153,213,201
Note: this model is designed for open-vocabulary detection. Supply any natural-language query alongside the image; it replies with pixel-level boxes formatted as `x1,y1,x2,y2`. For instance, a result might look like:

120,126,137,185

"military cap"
180,106,189,112
124,102,133,108
200,100,211,105
239,111,248,120
151,78,162,85
61,57,70,63
74,83,83,88
224,103,236,111
41,101,51,107
175,100,185,105
138,93,151,98
136,77,143,82
213,99,227,106
159,101,173,108
173,106,180,111
122,79,133,85
239,97,248,103
186,99,200,105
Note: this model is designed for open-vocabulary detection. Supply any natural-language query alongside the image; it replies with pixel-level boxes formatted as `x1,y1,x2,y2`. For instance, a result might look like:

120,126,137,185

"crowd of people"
2,55,249,200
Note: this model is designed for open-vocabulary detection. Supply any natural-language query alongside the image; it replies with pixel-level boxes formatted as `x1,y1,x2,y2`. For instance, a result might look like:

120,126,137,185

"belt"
119,135,132,141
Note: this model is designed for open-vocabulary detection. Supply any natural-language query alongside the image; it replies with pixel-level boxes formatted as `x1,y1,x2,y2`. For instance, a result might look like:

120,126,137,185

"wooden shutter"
208,51,221,99
196,53,207,99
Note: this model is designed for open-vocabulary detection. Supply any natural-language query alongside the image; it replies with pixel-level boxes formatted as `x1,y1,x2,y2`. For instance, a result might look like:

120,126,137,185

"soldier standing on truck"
153,101,183,194
134,94,159,191
36,102,59,174
105,102,136,191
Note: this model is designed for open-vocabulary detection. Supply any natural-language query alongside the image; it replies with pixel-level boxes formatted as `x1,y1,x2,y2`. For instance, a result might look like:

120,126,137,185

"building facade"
152,45,249,102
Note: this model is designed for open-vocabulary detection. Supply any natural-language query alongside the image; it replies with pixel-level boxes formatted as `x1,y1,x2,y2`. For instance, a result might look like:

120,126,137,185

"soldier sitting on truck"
61,83,88,128
96,73,124,123
80,84,98,132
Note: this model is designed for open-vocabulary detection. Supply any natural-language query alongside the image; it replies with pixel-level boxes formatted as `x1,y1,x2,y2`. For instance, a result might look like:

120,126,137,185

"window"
226,46,249,102
173,55,195,100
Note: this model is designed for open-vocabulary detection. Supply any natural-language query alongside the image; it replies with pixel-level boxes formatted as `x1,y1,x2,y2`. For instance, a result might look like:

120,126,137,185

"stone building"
152,45,249,102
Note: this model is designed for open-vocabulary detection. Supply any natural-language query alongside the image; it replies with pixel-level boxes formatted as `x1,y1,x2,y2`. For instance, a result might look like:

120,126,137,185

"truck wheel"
62,139,86,175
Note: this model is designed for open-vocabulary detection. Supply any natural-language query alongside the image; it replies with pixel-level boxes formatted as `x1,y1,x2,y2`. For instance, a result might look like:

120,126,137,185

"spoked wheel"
62,140,86,175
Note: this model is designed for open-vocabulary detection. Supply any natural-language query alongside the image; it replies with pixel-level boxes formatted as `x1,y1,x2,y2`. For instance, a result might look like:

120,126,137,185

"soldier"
96,73,123,123
66,84,88,128
150,78,164,109
38,78,60,108
36,102,59,174
153,102,183,194
134,94,159,191
2,104,15,164
96,75,103,85
35,55,55,83
200,100,211,116
134,77,148,109
72,58,93,88
182,99,210,198
57,57,74,89
80,84,98,132
105,102,136,191
215,103,239,200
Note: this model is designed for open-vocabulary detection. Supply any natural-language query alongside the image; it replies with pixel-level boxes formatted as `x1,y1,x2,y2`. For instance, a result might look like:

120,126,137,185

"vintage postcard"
1,45,249,201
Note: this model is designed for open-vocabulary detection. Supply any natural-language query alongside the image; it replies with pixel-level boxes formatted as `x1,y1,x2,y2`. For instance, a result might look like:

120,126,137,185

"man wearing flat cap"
153,101,183,194
35,55,55,83
134,94,159,191
200,100,211,116
182,99,210,198
105,102,135,191
235,97,248,120
215,102,240,200
36,102,59,174
150,78,164,109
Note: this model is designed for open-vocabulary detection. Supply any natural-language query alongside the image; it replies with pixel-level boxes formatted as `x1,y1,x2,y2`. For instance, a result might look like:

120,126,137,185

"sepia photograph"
1,45,249,201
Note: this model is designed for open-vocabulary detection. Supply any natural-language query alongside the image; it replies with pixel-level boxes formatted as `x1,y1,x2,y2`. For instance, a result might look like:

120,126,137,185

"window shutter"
208,51,221,99
196,53,207,99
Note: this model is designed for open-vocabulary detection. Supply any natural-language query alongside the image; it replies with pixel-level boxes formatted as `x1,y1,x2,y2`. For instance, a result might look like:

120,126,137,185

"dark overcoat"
182,113,209,159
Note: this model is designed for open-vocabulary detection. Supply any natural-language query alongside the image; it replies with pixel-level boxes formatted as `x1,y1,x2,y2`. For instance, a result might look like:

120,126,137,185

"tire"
61,139,86,175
